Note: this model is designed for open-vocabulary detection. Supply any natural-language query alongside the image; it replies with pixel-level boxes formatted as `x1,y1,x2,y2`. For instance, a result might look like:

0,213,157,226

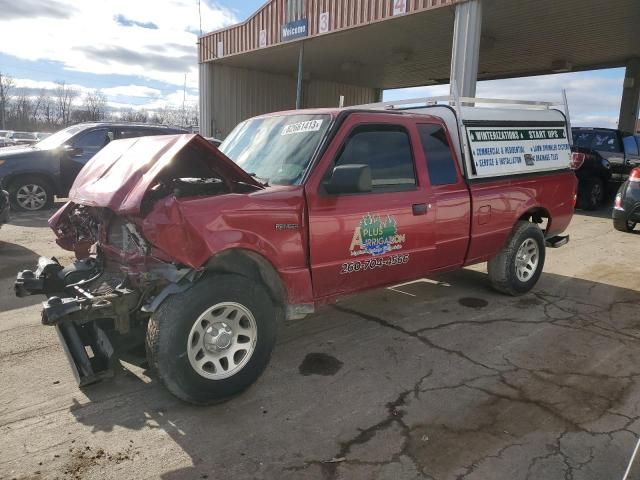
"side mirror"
325,164,372,194
63,144,83,156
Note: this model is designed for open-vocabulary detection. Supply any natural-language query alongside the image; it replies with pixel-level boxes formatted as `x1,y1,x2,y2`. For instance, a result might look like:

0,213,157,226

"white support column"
450,0,482,98
619,58,640,133
199,62,214,137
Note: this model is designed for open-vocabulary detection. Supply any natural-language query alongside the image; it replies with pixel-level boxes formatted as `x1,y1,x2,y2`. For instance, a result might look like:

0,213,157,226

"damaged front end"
15,206,198,385
14,134,257,386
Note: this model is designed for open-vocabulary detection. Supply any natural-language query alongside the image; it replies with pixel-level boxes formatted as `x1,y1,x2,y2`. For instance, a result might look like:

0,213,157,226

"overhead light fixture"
551,60,572,73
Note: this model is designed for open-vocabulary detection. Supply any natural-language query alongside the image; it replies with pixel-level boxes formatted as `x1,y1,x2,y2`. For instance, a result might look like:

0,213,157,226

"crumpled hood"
68,133,262,215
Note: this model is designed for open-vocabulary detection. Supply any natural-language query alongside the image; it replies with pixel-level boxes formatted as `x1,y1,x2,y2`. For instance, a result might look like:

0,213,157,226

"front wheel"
488,221,546,296
146,274,278,404
8,176,54,211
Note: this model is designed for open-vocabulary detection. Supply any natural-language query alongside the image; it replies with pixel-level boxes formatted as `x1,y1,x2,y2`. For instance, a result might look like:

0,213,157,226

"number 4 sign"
392,0,406,16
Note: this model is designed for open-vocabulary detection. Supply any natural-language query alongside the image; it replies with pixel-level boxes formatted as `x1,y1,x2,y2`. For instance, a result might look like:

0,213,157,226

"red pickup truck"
15,101,577,404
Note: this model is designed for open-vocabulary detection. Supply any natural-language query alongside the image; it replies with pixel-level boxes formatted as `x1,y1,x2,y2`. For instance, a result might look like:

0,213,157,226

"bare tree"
119,108,149,123
38,90,56,128
0,72,15,130
11,90,32,130
82,89,107,121
55,81,78,126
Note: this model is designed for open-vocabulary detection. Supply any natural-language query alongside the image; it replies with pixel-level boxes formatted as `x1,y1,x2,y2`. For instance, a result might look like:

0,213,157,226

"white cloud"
107,88,198,111
384,71,625,128
101,85,162,98
13,77,88,93
0,0,237,88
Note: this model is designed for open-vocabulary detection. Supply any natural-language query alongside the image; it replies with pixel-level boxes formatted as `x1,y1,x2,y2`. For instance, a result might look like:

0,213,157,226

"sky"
0,0,626,127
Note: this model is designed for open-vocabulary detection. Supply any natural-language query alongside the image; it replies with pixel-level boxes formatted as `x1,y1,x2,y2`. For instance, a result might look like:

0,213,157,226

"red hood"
68,134,262,215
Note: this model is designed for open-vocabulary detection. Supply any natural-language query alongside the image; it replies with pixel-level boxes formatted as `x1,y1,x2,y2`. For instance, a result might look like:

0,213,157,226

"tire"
613,217,636,232
576,177,604,211
8,176,54,212
487,221,546,296
146,274,278,404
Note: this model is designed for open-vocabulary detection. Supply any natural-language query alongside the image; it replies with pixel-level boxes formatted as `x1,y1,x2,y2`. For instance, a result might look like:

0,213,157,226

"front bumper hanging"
15,256,139,386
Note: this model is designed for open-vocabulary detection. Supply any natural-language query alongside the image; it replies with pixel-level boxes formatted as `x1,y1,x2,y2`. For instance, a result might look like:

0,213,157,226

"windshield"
36,125,85,149
219,114,331,185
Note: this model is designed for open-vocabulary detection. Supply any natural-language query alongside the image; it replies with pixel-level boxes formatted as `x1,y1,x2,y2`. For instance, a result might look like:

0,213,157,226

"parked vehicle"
14,98,576,404
8,131,39,146
205,137,222,147
0,130,14,148
613,167,640,232
0,122,187,211
36,132,52,140
0,189,8,229
571,128,640,210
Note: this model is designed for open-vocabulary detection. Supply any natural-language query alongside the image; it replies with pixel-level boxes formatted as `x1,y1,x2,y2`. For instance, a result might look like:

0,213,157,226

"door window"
593,131,621,153
333,125,416,192
623,135,639,156
74,129,111,149
417,124,459,185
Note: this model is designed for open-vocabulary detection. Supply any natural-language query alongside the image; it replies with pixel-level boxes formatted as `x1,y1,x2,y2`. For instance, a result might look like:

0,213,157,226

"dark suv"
571,128,640,210
0,123,187,211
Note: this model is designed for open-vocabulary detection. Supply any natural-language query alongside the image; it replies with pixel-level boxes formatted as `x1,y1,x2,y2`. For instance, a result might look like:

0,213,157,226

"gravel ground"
1,204,639,480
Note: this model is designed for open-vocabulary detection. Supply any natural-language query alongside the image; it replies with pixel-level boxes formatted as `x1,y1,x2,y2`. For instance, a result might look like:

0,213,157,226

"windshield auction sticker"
281,119,323,135
466,126,571,177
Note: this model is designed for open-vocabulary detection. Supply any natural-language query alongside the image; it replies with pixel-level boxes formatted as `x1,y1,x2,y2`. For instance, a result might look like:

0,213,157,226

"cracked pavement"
1,208,639,479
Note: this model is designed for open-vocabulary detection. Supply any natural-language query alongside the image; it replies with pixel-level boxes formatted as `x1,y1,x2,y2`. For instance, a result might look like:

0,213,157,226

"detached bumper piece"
15,256,140,387
545,235,570,248
56,320,114,386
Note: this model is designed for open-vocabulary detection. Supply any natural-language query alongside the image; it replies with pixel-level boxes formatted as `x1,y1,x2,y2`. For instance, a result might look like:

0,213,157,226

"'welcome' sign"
282,18,308,42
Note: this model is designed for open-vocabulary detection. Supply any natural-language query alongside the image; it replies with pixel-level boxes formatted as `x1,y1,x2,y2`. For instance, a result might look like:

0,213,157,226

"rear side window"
573,131,595,148
417,124,458,185
623,135,639,156
334,125,416,191
117,128,158,139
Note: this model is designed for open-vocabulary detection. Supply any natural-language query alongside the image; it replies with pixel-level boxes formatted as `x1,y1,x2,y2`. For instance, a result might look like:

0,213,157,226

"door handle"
412,203,431,216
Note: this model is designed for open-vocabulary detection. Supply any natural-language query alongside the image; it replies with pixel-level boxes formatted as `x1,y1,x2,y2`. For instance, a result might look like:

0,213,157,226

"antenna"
182,73,187,127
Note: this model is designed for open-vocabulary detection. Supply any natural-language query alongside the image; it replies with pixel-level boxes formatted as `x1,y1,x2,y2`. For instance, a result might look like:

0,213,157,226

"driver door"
305,114,436,299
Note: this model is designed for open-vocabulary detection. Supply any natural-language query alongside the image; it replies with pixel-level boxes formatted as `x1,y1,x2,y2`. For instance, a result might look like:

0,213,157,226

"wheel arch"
518,206,551,233
5,171,59,194
203,248,287,308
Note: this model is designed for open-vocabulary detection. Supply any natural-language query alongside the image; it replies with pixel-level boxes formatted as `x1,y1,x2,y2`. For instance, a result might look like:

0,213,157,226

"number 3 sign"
319,12,330,33
393,0,406,16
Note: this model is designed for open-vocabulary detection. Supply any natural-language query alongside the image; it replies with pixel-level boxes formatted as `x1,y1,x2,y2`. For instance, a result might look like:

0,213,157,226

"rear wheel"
146,274,278,404
613,217,636,232
488,221,546,296
8,176,54,211
577,177,604,211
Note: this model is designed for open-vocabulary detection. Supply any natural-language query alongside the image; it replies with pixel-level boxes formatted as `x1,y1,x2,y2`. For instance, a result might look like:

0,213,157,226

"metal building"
199,0,640,138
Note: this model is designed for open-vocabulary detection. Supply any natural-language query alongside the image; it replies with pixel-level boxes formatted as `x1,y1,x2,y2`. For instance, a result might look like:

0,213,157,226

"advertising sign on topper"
466,125,571,177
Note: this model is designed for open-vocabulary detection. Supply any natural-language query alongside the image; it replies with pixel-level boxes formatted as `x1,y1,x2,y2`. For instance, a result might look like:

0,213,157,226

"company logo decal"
349,214,405,257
